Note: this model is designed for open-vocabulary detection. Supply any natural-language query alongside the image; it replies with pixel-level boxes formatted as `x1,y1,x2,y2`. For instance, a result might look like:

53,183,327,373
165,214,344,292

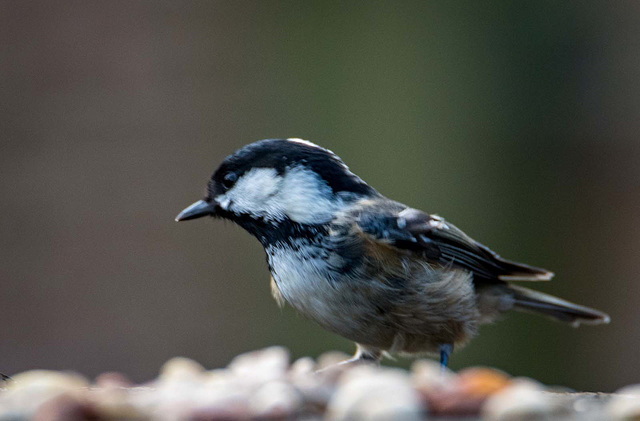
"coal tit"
176,138,609,367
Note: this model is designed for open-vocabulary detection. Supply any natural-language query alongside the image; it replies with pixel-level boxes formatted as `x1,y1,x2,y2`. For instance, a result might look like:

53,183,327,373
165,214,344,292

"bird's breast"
266,242,343,306
264,240,369,335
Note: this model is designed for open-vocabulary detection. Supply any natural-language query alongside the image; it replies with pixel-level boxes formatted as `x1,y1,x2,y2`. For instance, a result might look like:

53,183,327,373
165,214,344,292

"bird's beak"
175,200,215,222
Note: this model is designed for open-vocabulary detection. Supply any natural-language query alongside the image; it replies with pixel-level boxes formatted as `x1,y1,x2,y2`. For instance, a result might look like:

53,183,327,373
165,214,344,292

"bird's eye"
222,172,238,189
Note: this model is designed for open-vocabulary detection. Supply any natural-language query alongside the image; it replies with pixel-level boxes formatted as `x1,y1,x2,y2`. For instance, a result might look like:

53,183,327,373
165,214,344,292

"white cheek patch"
216,168,285,220
217,166,342,224
277,167,339,224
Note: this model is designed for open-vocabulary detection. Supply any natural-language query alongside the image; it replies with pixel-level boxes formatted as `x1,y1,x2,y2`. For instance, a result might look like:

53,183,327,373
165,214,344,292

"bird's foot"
439,343,453,371
315,345,382,373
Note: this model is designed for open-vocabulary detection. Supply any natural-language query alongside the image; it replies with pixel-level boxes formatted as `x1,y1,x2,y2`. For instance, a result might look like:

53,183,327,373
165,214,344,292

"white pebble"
411,358,456,393
327,366,424,421
228,346,290,384
483,379,558,420
250,381,303,417
159,357,206,382
608,384,640,420
0,370,89,418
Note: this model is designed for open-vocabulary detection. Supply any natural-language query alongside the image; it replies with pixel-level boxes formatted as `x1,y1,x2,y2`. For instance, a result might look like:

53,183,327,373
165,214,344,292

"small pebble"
159,357,206,382
483,379,559,420
327,365,424,421
411,358,455,394
94,372,133,388
228,346,290,384
250,380,303,417
33,394,97,421
608,384,640,420
458,367,511,397
0,370,89,419
289,356,336,411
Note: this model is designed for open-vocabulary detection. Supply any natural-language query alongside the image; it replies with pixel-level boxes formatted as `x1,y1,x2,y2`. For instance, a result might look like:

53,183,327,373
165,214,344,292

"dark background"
1,1,638,392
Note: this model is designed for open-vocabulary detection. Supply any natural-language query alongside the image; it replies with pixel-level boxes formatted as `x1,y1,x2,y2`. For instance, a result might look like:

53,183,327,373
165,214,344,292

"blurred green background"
1,1,638,392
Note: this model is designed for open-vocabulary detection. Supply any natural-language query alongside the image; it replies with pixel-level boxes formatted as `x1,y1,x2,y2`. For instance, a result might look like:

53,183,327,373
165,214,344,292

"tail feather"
509,285,610,326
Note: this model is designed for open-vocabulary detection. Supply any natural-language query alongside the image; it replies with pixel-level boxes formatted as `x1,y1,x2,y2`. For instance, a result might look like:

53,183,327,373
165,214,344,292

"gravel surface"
0,347,637,420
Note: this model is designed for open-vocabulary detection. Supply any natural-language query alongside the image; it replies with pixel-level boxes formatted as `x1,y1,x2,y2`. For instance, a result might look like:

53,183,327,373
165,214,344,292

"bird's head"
176,139,377,234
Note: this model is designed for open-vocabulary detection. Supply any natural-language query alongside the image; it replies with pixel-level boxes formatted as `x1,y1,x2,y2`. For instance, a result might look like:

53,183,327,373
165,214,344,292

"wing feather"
355,204,553,282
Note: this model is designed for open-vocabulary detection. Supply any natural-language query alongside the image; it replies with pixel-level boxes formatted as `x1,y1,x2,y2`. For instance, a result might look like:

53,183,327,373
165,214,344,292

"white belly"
265,242,481,352
265,243,367,337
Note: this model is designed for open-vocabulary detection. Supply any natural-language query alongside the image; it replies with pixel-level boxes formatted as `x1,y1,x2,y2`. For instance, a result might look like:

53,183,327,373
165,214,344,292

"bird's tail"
508,284,610,326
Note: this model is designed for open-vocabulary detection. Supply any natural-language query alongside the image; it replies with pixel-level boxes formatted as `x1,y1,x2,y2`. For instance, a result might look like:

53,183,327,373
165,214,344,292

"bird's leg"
339,344,382,366
439,344,453,369
316,344,382,373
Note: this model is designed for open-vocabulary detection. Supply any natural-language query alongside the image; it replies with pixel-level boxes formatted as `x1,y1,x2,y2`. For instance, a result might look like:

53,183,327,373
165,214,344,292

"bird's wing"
355,205,553,282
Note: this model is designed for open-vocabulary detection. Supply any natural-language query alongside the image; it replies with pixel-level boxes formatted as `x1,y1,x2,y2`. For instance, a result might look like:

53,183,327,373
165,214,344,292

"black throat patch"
217,210,328,248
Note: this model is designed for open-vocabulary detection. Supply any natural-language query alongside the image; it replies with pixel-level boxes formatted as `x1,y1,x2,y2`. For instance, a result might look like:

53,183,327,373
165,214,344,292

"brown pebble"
94,372,133,388
34,394,98,421
457,367,512,397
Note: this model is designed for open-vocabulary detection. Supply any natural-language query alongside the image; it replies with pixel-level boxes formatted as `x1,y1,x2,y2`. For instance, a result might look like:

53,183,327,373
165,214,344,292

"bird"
176,138,610,368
